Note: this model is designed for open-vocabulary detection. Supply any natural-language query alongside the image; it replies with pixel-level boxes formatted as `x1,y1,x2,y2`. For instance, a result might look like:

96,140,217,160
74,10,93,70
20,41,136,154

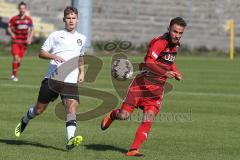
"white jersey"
41,29,86,83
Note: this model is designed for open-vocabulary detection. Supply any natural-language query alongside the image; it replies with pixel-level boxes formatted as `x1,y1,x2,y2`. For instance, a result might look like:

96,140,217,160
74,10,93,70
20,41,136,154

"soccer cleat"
15,118,28,137
66,135,83,151
125,149,145,157
101,112,113,130
13,77,19,82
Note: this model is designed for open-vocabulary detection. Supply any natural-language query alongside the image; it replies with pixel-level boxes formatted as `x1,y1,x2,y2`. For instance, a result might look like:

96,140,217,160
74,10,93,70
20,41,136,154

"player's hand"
27,38,32,44
164,71,175,78
53,55,66,63
174,72,182,81
78,73,84,84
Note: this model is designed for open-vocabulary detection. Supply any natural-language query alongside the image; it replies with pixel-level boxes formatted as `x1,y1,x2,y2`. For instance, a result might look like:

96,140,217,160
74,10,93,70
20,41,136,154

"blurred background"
0,1,240,160
1,0,240,55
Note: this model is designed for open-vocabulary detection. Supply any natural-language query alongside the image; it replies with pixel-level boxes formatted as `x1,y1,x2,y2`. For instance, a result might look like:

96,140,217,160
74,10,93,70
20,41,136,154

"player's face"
18,5,27,16
169,24,185,44
64,13,78,32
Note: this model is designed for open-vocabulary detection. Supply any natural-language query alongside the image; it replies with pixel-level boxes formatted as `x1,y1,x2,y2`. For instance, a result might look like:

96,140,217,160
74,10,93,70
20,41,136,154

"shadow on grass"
0,139,66,152
84,144,128,153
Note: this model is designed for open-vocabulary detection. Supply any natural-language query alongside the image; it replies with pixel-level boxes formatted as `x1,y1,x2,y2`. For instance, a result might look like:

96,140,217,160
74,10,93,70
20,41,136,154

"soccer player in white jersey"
14,6,86,150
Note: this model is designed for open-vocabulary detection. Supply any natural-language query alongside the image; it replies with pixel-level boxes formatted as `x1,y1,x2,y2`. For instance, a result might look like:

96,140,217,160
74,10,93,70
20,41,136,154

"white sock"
22,107,36,123
66,113,77,140
67,126,76,140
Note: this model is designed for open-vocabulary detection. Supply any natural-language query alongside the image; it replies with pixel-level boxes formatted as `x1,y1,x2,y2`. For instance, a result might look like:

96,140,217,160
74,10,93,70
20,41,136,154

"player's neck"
19,14,25,19
65,28,76,34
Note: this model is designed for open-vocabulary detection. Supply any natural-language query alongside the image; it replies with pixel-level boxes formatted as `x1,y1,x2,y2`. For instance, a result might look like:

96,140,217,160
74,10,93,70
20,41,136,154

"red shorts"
11,43,27,58
121,76,165,114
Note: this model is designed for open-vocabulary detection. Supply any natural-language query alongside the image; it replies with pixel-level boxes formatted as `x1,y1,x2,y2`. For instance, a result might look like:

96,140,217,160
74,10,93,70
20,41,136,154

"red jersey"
140,33,180,84
8,15,33,44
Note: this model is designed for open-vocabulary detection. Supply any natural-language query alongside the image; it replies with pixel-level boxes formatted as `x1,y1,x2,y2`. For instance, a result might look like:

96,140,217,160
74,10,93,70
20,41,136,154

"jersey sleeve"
8,17,15,28
41,33,55,52
144,40,169,75
145,40,167,63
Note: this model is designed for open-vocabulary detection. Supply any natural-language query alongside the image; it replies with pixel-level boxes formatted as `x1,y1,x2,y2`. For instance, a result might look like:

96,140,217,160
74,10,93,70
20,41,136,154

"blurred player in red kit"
8,2,34,81
101,17,187,157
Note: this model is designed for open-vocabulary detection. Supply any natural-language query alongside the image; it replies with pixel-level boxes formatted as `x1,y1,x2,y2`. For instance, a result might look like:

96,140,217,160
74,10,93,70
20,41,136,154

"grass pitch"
0,55,240,160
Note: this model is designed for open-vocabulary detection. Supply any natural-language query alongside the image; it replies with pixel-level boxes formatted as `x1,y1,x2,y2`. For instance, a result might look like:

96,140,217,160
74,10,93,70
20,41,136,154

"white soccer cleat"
13,77,19,82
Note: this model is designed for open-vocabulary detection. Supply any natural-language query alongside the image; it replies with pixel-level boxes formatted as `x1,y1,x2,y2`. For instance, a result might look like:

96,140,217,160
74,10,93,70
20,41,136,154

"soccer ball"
111,59,133,80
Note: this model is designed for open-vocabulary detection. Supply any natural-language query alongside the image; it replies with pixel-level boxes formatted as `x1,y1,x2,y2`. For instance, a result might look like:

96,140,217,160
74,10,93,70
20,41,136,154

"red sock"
110,109,120,120
12,62,18,77
130,121,153,149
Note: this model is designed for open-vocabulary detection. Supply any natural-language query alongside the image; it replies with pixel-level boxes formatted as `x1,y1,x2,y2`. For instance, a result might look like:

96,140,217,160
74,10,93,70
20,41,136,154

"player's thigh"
141,97,163,122
11,43,20,57
19,44,27,59
37,79,59,104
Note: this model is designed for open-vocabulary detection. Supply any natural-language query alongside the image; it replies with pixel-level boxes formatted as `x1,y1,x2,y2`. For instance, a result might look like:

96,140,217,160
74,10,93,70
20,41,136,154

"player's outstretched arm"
145,62,169,76
27,27,34,44
171,63,182,81
38,50,66,63
77,56,84,83
7,25,15,39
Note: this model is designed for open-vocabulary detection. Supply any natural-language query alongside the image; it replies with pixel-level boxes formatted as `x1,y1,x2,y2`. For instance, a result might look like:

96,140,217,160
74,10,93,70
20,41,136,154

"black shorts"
37,79,79,103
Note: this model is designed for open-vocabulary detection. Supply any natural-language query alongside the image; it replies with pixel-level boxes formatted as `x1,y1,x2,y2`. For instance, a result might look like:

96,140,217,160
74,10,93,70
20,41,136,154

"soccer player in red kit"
8,2,34,81
101,17,187,157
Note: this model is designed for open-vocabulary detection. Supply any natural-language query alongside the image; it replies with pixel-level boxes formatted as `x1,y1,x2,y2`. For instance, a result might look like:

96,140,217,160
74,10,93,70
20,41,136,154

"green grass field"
0,55,240,160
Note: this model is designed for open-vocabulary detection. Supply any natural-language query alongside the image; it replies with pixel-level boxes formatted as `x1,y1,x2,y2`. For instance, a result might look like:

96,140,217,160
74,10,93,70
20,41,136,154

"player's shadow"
84,144,127,153
0,139,66,152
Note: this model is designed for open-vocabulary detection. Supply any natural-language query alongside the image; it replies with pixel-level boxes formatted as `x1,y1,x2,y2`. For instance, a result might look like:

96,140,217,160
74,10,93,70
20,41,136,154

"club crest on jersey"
77,39,82,46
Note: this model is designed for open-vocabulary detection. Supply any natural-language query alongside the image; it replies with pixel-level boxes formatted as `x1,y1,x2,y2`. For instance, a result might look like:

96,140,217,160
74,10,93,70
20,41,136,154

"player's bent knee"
118,110,130,120
143,111,155,122
13,56,20,62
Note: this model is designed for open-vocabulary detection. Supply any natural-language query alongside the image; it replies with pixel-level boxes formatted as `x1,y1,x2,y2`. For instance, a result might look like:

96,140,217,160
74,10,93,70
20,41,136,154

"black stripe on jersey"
157,57,174,65
160,52,177,56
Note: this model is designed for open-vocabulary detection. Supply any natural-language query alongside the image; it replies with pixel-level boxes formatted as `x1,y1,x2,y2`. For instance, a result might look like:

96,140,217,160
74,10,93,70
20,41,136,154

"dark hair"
18,1,27,9
169,17,187,28
64,6,78,17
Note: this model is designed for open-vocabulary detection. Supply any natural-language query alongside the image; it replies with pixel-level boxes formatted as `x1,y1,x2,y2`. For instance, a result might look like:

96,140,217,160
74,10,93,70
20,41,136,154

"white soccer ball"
111,59,133,80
